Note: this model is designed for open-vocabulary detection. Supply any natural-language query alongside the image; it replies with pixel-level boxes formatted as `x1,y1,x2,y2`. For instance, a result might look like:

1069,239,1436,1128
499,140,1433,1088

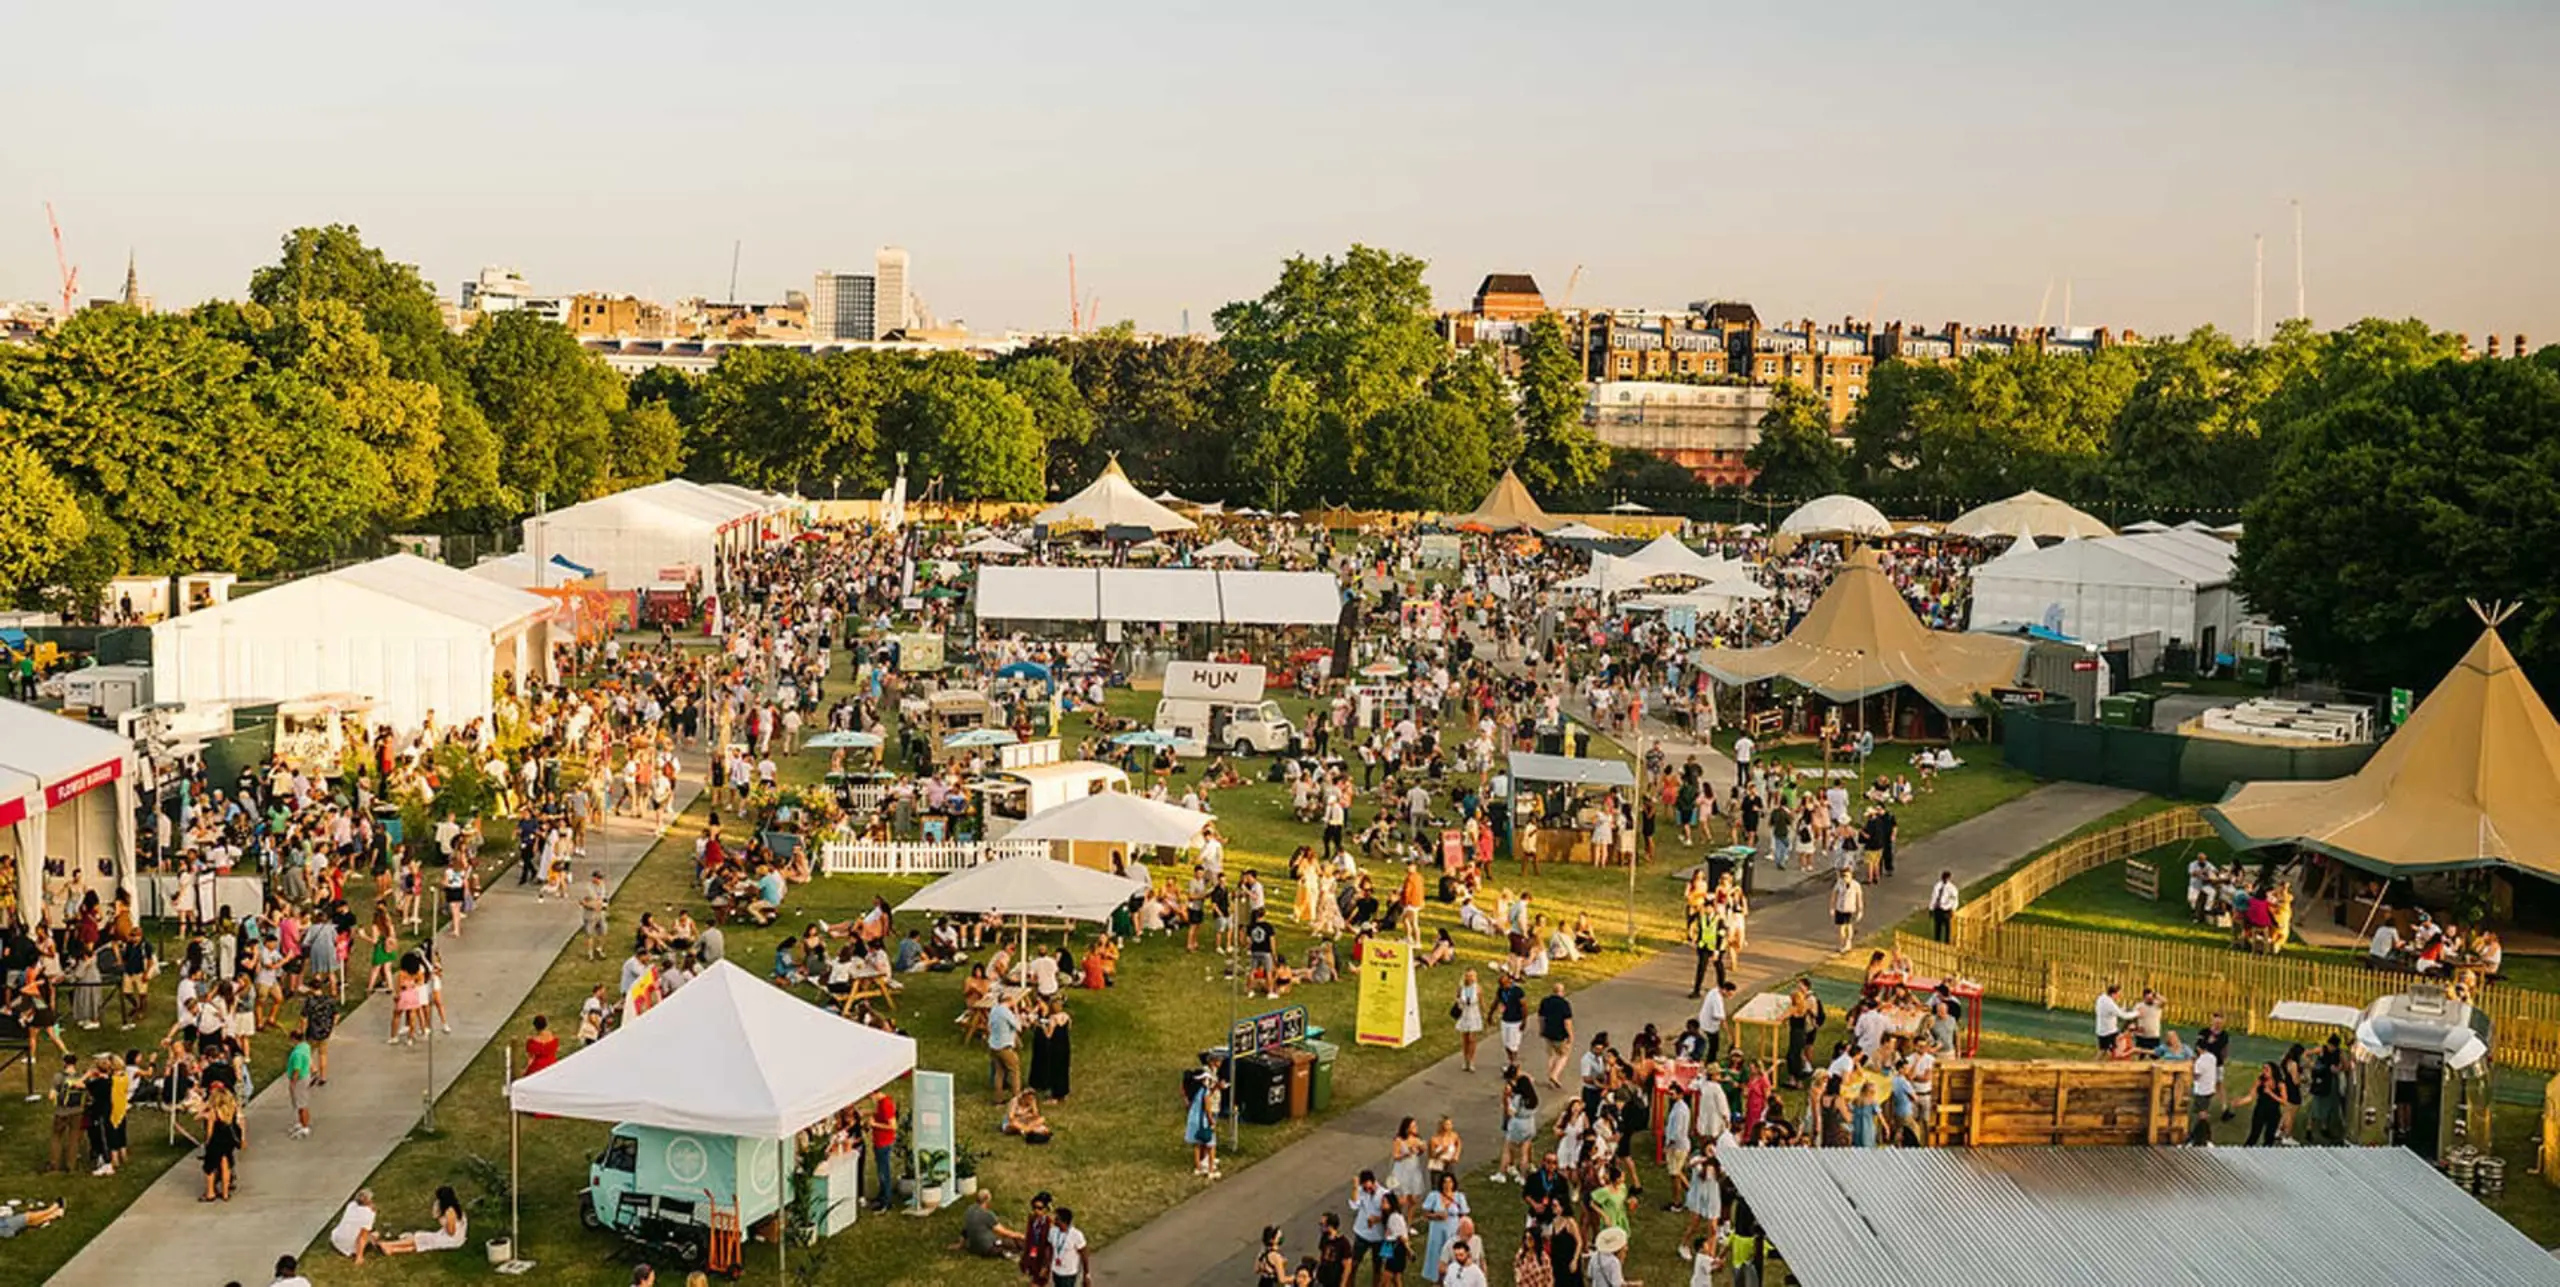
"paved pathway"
51,771,705,1287
1095,780,2139,1284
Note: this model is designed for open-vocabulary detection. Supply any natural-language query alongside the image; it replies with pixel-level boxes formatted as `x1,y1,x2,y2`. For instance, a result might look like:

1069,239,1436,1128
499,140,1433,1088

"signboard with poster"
1356,939,1421,1048
896,632,946,673
1163,661,1267,703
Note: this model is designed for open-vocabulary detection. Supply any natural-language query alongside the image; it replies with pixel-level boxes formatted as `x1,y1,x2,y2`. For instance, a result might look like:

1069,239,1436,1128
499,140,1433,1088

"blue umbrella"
803,730,883,750
1112,729,1180,748
945,728,1020,749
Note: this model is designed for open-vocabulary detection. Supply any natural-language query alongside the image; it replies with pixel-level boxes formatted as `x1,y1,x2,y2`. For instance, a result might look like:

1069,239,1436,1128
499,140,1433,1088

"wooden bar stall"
1927,1060,2193,1148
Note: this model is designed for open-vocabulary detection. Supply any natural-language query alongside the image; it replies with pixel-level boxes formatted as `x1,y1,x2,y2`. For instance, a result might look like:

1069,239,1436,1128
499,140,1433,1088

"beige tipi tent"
1453,469,1557,533
2208,616,2560,879
1946,489,2114,541
1694,549,2029,715
1035,458,1197,534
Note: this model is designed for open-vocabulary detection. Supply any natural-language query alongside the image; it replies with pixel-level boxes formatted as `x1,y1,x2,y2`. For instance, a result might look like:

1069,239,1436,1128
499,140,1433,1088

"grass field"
309,675,1730,1287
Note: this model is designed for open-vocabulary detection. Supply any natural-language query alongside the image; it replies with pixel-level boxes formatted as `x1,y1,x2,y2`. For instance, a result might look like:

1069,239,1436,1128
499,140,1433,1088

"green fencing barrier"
2003,701,2377,799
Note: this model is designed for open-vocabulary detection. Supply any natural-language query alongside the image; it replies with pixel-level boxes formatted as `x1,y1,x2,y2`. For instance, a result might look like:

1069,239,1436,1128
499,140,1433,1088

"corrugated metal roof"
1719,1146,2560,1287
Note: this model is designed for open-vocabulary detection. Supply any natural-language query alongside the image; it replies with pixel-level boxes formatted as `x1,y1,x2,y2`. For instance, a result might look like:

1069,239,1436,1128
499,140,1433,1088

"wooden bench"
2125,860,2160,901
840,973,899,1013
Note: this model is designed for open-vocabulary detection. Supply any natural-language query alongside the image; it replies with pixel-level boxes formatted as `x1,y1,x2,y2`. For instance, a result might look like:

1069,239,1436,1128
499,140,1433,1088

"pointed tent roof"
1693,548,2029,715
1618,532,1751,584
506,960,916,1138
1034,458,1196,534
1946,489,2114,541
2208,621,2560,879
1194,538,1259,563
1454,469,1556,533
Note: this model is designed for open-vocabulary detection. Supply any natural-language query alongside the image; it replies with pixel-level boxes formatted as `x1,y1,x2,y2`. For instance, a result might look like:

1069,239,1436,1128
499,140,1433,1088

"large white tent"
0,699,138,928
1946,489,2114,541
1616,533,1753,584
1778,494,1893,538
956,535,1029,560
973,567,1340,627
1194,538,1259,563
1969,529,2245,651
1034,459,1196,535
519,480,767,591
151,554,558,731
510,961,915,1137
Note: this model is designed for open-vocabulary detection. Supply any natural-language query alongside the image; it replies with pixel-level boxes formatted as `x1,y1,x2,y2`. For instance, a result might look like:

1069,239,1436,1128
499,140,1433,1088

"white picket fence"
818,836,1047,877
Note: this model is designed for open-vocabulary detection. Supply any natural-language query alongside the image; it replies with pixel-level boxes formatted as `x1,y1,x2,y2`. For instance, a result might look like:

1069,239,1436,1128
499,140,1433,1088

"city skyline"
7,1,2555,341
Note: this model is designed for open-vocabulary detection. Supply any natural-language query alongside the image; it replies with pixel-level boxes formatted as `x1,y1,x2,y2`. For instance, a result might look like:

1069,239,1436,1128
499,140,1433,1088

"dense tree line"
4,222,2553,695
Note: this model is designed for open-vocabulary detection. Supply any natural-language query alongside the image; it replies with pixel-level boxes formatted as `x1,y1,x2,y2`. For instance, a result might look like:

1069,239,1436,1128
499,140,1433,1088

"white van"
1152,661,1298,757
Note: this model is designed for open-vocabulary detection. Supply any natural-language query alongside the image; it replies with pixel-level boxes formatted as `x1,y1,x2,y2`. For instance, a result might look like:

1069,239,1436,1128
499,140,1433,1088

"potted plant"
914,1148,951,1211
953,1142,980,1199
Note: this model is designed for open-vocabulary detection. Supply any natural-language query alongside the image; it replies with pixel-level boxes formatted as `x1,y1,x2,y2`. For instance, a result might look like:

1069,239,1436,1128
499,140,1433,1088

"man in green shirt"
286,1028,316,1139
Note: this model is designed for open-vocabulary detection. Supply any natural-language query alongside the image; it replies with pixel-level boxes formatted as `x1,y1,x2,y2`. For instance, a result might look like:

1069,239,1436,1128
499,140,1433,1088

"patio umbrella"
1002,790,1216,849
1111,729,1180,748
1607,501,1654,513
1359,659,1407,679
802,730,883,750
945,728,1020,749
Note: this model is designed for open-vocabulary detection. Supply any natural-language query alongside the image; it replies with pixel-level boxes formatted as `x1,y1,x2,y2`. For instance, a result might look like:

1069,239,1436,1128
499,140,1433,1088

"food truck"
579,1122,860,1272
1152,661,1298,757
979,739,1129,866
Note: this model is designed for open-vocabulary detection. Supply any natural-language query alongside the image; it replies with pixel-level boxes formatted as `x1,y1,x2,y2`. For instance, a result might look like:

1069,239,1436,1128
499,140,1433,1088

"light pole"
422,883,439,1133
1626,731,1643,949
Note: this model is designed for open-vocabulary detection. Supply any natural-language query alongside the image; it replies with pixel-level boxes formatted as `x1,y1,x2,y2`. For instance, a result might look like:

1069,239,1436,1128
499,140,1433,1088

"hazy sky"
7,0,2555,342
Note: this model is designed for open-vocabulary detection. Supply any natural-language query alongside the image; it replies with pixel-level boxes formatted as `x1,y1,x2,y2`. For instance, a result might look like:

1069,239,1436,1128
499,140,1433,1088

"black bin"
1234,1050,1293,1125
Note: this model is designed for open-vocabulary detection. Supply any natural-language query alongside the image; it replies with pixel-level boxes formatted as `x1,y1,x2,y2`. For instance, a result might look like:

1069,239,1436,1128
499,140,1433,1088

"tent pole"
507,1047,522,1264
777,1137,787,1285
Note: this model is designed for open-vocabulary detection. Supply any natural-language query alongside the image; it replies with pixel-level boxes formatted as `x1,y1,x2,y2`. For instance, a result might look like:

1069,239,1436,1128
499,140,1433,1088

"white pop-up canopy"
957,535,1029,559
1194,538,1259,563
0,699,139,927
1001,790,1214,850
1617,532,1752,584
509,960,916,1139
896,851,1149,922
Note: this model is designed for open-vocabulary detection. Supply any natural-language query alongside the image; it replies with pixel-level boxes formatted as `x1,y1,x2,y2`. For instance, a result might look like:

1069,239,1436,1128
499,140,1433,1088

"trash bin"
1236,1051,1292,1125
1285,1046,1315,1119
1301,1038,1339,1113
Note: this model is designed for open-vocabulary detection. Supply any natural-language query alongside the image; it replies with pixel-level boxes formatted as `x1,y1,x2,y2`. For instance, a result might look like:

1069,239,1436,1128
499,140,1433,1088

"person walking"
1829,870,1864,952
1684,904,1721,999
580,871,610,961
286,1026,315,1139
986,989,1021,1103
1927,871,1959,942
1454,970,1484,1072
1698,980,1734,1062
1537,984,1574,1089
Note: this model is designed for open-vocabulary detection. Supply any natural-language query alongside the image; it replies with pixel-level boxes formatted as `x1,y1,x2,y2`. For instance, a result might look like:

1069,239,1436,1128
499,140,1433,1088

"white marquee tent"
152,554,558,731
0,699,138,928
1194,538,1259,563
957,535,1029,559
896,850,1152,921
1969,529,2246,651
1946,489,2114,541
1001,790,1216,850
974,567,1340,627
1617,533,1754,584
518,480,769,591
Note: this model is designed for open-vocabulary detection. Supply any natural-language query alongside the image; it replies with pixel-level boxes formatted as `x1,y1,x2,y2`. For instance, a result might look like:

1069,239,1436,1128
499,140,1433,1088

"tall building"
569,293,670,340
811,271,877,343
872,246,910,340
458,266,569,325
1585,381,1776,487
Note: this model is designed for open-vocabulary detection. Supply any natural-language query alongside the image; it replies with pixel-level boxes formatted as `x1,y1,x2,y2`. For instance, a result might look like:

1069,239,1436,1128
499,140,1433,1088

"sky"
6,0,2555,343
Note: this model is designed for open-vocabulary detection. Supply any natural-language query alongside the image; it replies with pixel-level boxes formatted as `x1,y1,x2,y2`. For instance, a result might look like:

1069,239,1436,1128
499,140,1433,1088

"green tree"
609,399,687,488
1216,245,1446,504
248,225,503,520
0,441,87,602
994,355,1095,457
1511,314,1608,499
460,310,624,506
1744,382,1849,498
686,347,896,493
1233,368,1318,510
2238,356,2560,689
0,307,377,572
889,376,1045,502
1357,396,1496,511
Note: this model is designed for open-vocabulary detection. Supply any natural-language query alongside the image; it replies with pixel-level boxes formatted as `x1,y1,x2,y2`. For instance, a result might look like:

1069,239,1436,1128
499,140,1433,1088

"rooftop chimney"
2518,333,2530,355
2488,335,2502,359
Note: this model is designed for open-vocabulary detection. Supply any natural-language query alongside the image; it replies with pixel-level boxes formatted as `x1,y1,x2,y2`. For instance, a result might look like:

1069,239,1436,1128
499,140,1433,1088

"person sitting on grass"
0,1199,66,1241
951,1189,1025,1258
1420,928,1456,969
1002,1090,1052,1143
376,1186,468,1255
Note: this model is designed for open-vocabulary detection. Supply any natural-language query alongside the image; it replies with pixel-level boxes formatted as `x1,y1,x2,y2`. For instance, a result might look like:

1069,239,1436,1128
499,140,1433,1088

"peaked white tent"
510,960,916,1136
1778,494,1893,538
1001,790,1216,850
1618,532,1752,584
1194,538,1259,563
1557,553,1651,597
1547,522,1613,541
1036,459,1196,535
0,699,138,928
151,554,558,731
1946,489,2113,541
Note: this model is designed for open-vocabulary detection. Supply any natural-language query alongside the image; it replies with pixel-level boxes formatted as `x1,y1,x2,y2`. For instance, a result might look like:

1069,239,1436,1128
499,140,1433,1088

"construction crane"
46,202,78,317
1067,255,1100,335
1557,264,1587,374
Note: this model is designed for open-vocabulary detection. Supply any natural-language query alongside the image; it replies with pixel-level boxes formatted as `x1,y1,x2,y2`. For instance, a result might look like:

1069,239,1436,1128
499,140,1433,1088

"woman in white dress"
381,1185,467,1254
1387,1116,1429,1198
1453,969,1485,1072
